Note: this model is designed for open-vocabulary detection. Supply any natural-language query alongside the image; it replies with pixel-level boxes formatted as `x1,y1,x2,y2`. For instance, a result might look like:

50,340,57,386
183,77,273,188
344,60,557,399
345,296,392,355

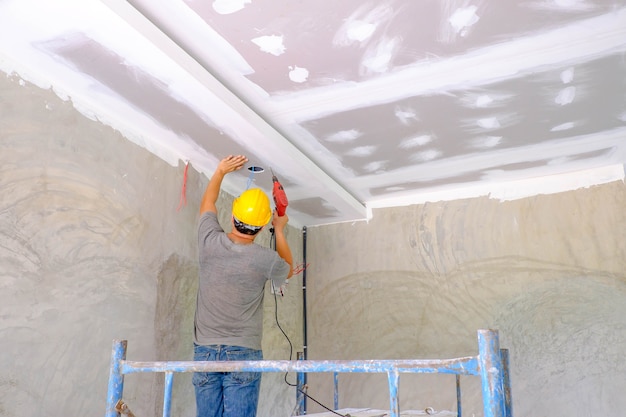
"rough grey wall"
0,73,303,417
305,182,626,416
4,68,624,417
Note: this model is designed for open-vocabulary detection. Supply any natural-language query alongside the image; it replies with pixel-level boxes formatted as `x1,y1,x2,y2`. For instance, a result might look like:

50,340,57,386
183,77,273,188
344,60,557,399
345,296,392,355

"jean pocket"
192,371,209,387
225,348,262,384
231,370,261,384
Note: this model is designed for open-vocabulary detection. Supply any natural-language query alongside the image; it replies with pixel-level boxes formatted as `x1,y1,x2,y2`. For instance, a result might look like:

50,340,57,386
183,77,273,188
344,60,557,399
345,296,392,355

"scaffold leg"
478,330,506,417
106,340,127,417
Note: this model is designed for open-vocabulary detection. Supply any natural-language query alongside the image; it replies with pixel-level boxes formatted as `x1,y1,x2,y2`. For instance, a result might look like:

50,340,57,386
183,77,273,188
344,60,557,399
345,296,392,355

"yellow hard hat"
232,188,272,227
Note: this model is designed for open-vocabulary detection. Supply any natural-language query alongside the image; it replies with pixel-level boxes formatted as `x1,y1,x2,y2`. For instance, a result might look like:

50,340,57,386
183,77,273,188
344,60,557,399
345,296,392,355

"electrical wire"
272,283,295,382
270,230,349,417
246,166,265,190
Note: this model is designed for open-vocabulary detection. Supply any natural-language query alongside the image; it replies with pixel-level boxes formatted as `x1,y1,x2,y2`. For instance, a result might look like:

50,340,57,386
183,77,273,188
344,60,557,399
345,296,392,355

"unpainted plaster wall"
305,181,626,416
0,73,303,417
3,66,625,417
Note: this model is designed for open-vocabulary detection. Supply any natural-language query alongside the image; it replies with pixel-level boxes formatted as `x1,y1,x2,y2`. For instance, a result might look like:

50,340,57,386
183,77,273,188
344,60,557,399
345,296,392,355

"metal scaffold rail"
105,329,512,417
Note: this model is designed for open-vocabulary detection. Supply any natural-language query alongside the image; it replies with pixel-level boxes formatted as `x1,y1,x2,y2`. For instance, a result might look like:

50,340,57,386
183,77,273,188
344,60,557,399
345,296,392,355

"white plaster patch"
251,35,285,56
395,106,418,125
361,36,400,75
332,4,394,47
347,21,377,43
560,67,575,84
470,136,502,149
363,160,387,173
410,149,442,162
555,86,576,105
213,0,251,15
477,117,501,129
400,135,433,149
448,6,480,37
476,94,493,107
288,66,309,83
325,129,362,143
435,0,486,44
551,122,576,131
346,145,377,157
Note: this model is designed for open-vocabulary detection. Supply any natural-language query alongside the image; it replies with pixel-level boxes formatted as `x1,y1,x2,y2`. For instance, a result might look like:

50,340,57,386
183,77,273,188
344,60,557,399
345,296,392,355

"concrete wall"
0,73,303,417
3,69,625,417
305,182,626,416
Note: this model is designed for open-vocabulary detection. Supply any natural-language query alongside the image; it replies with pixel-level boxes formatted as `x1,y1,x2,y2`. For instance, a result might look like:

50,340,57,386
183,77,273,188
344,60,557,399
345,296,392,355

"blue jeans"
193,344,263,417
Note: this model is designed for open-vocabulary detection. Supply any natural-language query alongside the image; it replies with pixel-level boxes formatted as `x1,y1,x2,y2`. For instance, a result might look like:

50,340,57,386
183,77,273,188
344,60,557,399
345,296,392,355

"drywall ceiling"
1,0,625,227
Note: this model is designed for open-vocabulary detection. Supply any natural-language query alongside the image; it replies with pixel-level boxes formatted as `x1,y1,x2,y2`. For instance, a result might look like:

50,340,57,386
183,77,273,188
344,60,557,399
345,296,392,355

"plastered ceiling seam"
348,126,626,190
270,7,626,121
99,0,367,218
366,164,626,209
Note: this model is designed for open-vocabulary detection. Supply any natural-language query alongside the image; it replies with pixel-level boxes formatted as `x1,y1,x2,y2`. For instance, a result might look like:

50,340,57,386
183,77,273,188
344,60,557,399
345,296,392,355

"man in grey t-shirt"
192,155,293,417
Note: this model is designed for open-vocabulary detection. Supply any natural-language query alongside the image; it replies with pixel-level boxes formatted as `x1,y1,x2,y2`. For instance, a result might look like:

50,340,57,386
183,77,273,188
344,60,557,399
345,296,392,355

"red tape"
177,161,189,211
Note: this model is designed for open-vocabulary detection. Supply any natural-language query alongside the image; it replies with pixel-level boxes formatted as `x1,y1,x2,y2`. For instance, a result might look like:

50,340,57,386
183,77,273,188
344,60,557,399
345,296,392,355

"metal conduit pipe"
302,225,308,413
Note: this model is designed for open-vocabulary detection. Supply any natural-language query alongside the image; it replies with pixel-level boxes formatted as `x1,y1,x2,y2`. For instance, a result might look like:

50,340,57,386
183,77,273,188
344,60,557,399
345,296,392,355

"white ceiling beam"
99,0,368,220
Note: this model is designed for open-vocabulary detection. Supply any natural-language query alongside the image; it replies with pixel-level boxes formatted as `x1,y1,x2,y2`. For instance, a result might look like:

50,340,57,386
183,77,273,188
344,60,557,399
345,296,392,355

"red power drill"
270,168,288,216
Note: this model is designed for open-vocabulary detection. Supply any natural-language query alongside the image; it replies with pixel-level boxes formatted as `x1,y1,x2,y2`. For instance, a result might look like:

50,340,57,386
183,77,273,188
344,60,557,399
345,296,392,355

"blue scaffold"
105,329,512,417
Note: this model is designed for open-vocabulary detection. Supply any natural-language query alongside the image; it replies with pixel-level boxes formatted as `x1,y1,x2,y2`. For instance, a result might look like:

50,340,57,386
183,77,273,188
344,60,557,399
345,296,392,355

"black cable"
269,229,349,417
273,288,347,417
270,229,296,385
299,390,348,417
272,282,295,384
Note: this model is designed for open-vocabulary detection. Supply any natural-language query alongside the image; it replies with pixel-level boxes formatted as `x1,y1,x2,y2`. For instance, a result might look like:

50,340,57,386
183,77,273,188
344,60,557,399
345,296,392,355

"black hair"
233,217,262,236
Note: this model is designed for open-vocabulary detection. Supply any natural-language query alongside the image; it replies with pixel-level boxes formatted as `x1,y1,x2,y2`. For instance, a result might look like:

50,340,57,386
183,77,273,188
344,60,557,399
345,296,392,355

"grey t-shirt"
194,212,290,350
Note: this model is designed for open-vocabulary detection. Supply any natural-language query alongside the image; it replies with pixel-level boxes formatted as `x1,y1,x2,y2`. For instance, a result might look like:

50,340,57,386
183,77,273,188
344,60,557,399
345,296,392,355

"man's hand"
200,155,248,214
216,155,248,175
271,210,289,232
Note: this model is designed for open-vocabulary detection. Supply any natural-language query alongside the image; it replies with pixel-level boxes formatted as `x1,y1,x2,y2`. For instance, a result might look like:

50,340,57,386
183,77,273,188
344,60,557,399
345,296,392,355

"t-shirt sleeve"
269,255,291,287
198,212,223,247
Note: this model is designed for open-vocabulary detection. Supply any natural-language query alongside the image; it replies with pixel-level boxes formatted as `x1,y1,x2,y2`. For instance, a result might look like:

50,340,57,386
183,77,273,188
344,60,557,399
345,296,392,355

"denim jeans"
193,344,263,417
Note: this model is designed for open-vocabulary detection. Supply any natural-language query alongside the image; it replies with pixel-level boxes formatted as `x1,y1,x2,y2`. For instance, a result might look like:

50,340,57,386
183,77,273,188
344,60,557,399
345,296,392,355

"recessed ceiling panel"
183,0,619,94
1,0,625,226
